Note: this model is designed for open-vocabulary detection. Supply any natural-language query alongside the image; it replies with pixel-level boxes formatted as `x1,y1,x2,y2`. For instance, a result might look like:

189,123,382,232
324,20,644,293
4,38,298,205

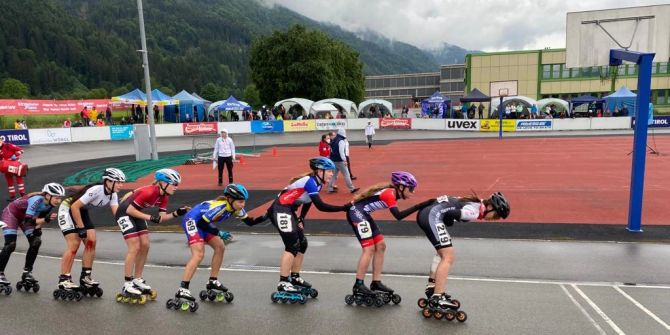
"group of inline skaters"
0,152,510,321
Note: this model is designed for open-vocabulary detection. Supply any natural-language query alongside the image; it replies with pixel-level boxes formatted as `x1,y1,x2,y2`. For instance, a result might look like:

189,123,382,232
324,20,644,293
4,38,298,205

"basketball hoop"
498,88,509,97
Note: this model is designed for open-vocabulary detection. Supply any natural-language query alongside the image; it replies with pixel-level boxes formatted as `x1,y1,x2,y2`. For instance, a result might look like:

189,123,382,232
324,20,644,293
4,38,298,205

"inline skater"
0,183,65,294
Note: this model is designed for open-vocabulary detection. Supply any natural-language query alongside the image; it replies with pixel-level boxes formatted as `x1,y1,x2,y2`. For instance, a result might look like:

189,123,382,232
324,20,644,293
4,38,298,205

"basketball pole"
498,96,504,139
609,49,655,232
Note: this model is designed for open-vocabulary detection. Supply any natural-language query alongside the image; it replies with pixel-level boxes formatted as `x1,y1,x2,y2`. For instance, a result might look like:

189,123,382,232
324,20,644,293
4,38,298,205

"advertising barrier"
515,120,553,131
284,120,316,132
0,129,30,145
182,122,218,135
0,99,110,115
251,120,284,133
29,128,72,144
480,119,516,132
315,119,347,130
445,119,480,131
110,125,135,140
631,116,670,128
379,118,412,129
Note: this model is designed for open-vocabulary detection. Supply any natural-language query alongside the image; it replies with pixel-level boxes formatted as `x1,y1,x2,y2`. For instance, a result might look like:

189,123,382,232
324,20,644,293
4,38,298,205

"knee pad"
299,237,308,254
430,255,440,273
285,240,300,256
28,236,41,249
1,241,16,254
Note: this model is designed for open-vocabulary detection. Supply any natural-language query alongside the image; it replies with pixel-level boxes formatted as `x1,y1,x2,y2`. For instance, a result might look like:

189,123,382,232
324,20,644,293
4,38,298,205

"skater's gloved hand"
48,213,57,222
149,214,161,224
218,230,232,241
342,202,353,211
297,217,305,230
77,228,88,239
32,228,42,237
173,206,189,217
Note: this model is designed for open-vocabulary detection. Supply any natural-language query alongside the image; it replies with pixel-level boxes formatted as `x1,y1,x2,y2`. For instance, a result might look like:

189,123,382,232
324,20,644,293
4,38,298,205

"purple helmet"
391,171,418,190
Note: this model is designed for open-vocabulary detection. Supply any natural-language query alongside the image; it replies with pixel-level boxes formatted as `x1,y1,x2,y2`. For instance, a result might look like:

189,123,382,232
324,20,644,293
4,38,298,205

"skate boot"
422,294,467,322
199,279,234,303
133,277,157,300
80,274,103,298
16,271,40,293
291,275,318,298
271,281,306,304
0,273,12,296
345,283,383,307
53,275,82,301
370,280,401,305
418,284,435,308
116,281,146,304
167,288,198,312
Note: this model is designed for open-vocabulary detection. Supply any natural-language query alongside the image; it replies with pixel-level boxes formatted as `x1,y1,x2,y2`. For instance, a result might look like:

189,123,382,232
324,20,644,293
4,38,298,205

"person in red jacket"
318,134,331,158
0,139,25,201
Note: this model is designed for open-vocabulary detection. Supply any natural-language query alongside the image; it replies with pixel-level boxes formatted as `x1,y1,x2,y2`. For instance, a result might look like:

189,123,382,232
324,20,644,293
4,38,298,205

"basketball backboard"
566,5,670,68
490,80,517,98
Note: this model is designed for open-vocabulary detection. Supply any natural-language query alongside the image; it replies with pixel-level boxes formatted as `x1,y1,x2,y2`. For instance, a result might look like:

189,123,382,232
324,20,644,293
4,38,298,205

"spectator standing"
13,120,21,129
134,105,142,123
344,134,356,181
318,134,331,157
530,104,538,119
212,129,235,186
516,104,523,119
621,105,629,117
185,113,192,123
90,107,98,122
154,105,160,123
82,107,91,126
105,107,113,125
328,128,358,194
364,121,375,149
478,103,484,119
63,118,71,128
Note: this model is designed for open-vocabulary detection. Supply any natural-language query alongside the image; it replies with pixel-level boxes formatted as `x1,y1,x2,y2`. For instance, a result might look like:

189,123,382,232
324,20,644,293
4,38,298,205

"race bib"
57,206,75,231
185,219,198,237
277,213,292,233
435,222,452,246
117,216,134,233
356,221,373,239
436,195,449,203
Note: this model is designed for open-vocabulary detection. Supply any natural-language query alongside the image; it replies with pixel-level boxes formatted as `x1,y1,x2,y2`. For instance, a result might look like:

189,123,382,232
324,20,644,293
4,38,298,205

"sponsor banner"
182,122,218,135
0,99,110,115
284,120,316,132
631,116,670,128
251,120,284,133
379,118,412,129
516,120,553,131
315,119,347,130
445,119,479,131
110,125,134,140
0,129,30,145
480,119,516,132
29,128,72,144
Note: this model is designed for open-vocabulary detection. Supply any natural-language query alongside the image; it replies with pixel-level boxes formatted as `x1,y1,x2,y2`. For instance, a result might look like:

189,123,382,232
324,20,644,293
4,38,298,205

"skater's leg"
81,229,97,269
134,234,150,278
371,240,386,281
207,237,225,279
280,251,295,278
24,233,42,272
60,234,81,275
182,242,205,282
355,246,375,280
123,237,140,278
433,247,454,295
0,234,17,272
290,234,307,273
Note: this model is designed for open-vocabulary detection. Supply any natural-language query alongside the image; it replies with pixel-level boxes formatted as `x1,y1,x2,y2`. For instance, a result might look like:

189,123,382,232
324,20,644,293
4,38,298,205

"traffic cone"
239,155,245,165
272,147,277,157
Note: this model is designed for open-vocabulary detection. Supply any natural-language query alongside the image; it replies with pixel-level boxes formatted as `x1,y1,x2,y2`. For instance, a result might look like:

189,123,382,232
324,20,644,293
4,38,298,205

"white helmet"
42,183,66,197
155,168,181,185
103,168,126,182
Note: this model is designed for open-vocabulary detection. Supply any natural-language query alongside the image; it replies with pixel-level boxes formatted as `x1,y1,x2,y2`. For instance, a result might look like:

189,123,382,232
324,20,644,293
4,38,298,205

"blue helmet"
309,157,336,171
155,168,181,185
224,184,249,200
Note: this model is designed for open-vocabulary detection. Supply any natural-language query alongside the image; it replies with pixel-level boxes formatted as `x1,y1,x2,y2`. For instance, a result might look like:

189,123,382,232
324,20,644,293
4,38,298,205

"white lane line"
560,284,607,335
614,286,670,331
572,284,626,335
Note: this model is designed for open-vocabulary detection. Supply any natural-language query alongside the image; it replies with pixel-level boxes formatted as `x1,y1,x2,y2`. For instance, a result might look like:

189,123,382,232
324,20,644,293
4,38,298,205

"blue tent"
421,91,451,118
604,86,637,116
216,95,252,111
165,90,207,123
570,95,605,106
112,88,146,104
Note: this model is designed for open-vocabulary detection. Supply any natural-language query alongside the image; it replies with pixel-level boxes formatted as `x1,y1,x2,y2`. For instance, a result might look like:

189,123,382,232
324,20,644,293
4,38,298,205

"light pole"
137,0,158,160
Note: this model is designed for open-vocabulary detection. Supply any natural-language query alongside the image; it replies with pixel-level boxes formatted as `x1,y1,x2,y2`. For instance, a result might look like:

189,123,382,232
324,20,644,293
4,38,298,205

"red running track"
125,136,670,225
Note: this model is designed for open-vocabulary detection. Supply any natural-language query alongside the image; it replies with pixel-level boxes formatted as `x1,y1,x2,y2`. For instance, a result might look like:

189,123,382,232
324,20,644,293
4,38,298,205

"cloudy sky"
264,0,667,51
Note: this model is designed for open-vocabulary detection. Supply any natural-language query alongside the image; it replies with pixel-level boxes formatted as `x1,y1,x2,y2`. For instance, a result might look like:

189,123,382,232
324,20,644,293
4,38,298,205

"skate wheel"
374,297,385,308
417,298,427,309
122,296,131,303
52,290,60,299
309,289,318,299
116,293,123,302
139,295,147,305
4,286,11,295
33,283,40,293
66,291,75,300
354,297,362,306
391,294,401,305
75,291,83,301
130,297,138,304
199,290,208,301
422,308,433,318
166,299,175,309
344,295,354,305
149,289,157,300
364,296,373,306
270,292,279,303
434,311,444,320
16,282,22,291
208,291,216,301
456,311,467,322
280,297,288,304
189,301,198,312
289,296,297,304
382,295,391,304
299,295,306,304
224,292,234,303
96,288,103,298
452,299,461,309
444,310,456,321
180,301,190,311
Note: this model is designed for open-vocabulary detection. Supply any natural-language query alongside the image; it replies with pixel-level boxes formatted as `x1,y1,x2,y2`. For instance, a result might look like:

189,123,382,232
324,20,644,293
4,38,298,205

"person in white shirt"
212,129,236,186
364,121,375,149
344,134,356,181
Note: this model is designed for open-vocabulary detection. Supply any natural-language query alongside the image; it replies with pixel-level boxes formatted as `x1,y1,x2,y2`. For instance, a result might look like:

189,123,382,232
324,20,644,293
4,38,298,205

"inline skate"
291,275,318,299
345,283,384,307
270,281,306,304
167,288,198,312
16,271,40,293
53,275,83,301
370,281,401,305
199,279,233,303
79,274,103,298
417,285,461,309
133,277,157,300
421,293,467,322
115,281,147,305
0,273,12,296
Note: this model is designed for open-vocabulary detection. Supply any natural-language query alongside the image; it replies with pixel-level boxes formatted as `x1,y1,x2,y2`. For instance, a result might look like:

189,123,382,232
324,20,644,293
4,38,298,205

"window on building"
660,62,668,74
627,65,636,75
652,63,658,74
658,90,667,105
561,65,570,78
552,64,560,78
543,65,551,79
617,65,627,75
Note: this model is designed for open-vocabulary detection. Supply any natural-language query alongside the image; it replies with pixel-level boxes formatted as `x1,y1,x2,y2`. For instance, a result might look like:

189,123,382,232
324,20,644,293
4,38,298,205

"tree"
250,24,365,104
0,78,29,98
200,83,222,102
242,84,261,108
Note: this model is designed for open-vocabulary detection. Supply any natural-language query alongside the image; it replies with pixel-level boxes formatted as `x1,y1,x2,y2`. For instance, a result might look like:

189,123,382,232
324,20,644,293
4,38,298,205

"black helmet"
490,192,510,219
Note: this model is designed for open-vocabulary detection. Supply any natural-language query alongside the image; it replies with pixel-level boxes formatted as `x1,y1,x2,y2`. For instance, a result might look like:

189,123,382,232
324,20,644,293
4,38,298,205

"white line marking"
572,284,626,335
614,286,670,331
560,284,607,335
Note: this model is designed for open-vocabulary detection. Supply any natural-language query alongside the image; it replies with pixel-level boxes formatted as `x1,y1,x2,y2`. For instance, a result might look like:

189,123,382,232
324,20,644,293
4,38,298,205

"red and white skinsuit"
0,141,25,199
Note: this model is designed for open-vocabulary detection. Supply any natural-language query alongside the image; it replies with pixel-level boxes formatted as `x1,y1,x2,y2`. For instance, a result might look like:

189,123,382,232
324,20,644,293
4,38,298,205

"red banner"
182,122,218,135
0,99,111,115
379,118,412,129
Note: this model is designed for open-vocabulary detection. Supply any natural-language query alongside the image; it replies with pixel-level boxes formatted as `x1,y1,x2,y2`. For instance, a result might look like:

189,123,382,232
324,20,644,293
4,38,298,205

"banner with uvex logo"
379,118,411,129
182,122,218,135
445,119,479,131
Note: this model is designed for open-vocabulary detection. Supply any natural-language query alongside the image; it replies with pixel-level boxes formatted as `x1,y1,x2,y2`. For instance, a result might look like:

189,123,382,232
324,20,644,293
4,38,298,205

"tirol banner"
0,129,30,145
379,118,412,129
182,122,218,135
109,125,135,140
631,116,670,128
480,119,516,132
284,120,316,132
315,119,347,130
0,99,110,115
250,120,284,133
29,128,72,144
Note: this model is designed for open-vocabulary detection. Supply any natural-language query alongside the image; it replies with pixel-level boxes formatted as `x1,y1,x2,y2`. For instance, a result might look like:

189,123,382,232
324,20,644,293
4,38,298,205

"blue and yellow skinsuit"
181,199,250,245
